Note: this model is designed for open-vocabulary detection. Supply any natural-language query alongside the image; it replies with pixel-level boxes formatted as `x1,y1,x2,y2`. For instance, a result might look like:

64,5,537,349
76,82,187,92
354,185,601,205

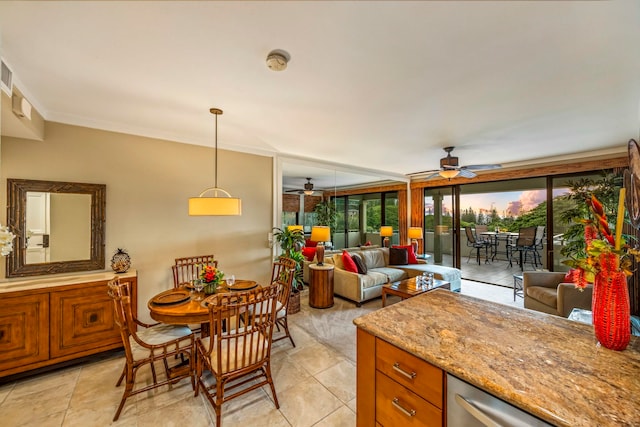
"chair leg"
265,364,280,409
281,317,295,347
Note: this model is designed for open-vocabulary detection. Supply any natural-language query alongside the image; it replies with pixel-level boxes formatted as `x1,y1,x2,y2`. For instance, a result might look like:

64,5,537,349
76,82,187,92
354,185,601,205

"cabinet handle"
392,397,416,418
454,394,501,427
392,362,417,379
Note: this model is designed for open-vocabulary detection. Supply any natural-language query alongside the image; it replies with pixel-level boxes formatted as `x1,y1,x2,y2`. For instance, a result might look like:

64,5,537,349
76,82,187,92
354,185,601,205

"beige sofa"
523,271,593,317
310,247,461,306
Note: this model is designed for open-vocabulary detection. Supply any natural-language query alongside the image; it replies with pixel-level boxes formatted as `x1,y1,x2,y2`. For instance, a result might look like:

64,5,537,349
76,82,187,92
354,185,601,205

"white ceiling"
1,1,639,184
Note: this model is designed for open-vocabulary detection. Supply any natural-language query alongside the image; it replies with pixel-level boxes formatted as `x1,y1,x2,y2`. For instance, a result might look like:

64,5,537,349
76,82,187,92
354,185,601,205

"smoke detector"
266,50,289,71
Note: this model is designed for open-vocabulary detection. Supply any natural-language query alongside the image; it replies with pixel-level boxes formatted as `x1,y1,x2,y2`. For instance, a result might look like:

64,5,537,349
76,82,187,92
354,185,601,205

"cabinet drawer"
376,371,442,427
376,338,443,408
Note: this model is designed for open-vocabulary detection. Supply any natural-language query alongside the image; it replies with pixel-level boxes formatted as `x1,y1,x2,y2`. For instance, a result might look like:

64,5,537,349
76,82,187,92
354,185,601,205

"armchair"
523,271,592,317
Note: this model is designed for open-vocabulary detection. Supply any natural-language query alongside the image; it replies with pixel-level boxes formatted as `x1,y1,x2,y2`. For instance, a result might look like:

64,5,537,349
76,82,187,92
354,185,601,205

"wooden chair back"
172,255,218,288
271,257,296,309
204,283,279,376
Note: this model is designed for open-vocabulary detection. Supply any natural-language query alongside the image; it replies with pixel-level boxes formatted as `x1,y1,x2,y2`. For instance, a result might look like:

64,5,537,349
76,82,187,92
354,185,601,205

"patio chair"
195,284,280,427
508,226,537,270
108,277,195,421
465,227,490,265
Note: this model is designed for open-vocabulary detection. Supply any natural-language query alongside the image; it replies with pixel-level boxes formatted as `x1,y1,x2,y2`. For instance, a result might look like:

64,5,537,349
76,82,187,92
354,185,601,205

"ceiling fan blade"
463,164,501,170
458,169,477,178
406,169,441,176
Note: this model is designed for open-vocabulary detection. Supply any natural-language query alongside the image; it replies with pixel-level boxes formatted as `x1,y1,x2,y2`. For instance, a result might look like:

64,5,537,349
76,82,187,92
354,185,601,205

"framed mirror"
6,179,106,278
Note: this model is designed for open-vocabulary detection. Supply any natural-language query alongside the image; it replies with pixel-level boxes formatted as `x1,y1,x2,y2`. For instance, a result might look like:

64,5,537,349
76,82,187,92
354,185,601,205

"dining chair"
195,284,280,427
107,277,196,421
172,255,218,288
465,227,490,265
270,257,297,347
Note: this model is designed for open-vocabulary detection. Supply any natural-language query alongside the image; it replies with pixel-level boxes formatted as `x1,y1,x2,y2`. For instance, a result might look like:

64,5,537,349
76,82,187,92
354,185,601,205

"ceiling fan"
285,177,316,195
409,146,501,179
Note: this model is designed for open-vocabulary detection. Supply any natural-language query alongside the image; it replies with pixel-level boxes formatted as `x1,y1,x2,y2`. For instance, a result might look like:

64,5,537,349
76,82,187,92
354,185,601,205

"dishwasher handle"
455,394,504,427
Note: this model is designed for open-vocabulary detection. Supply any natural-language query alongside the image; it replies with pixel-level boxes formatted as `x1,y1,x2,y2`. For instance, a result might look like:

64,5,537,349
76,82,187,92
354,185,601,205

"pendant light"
188,108,242,216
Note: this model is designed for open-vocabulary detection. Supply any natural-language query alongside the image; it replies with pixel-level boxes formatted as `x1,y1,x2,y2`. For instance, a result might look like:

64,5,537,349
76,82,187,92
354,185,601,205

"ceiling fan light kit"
408,146,501,180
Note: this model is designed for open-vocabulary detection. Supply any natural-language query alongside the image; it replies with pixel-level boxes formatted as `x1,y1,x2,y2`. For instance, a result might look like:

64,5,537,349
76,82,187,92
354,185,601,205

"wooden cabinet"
357,328,444,427
0,271,137,377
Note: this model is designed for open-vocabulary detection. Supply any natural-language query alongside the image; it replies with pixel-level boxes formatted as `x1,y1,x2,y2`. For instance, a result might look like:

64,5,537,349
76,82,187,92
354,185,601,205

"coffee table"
381,276,450,307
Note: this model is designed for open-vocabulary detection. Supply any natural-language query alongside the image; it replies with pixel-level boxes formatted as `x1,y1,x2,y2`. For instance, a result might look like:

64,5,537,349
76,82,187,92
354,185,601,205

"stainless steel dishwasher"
447,374,553,427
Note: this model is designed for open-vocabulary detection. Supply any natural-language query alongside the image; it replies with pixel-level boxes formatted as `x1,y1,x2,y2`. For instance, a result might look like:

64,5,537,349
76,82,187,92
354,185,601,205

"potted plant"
272,226,306,313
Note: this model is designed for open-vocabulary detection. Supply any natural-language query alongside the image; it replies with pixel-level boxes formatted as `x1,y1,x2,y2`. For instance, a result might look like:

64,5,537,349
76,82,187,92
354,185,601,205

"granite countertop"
353,289,640,427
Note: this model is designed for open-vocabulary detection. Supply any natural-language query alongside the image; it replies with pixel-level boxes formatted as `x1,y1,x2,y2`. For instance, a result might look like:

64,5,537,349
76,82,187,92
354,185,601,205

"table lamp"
380,226,393,248
408,227,423,254
310,226,331,266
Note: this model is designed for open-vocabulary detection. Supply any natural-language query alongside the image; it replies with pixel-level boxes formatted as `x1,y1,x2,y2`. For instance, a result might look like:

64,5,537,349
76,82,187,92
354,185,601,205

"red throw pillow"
305,239,318,247
342,250,358,273
302,247,316,261
392,245,418,264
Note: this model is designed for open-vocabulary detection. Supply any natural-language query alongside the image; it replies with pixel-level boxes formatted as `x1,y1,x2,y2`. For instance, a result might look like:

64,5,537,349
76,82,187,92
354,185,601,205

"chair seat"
248,301,285,318
200,331,269,374
526,286,557,308
130,324,194,358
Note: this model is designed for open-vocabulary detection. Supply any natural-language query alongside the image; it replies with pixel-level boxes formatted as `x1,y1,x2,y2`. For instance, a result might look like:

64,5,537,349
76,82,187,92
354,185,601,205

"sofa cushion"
361,271,389,289
302,247,316,261
392,245,418,264
342,251,358,273
332,253,345,270
352,253,367,274
369,267,407,283
305,239,318,247
526,286,557,308
389,247,408,265
360,248,386,269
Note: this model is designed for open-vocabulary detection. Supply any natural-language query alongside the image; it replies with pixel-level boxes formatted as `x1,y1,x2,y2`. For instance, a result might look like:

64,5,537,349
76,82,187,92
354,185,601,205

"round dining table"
147,281,259,335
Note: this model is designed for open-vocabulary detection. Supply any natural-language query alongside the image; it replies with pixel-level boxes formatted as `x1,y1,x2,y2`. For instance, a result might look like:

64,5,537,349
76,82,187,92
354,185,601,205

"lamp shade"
310,226,330,243
380,226,393,237
189,191,242,216
287,225,303,232
408,227,423,240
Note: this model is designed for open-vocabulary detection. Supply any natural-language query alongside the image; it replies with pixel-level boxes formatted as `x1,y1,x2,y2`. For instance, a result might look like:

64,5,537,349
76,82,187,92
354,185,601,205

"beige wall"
1,122,274,322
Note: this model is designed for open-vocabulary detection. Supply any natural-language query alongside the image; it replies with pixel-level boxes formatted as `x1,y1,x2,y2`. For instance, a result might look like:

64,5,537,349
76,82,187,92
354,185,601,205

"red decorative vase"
592,269,631,351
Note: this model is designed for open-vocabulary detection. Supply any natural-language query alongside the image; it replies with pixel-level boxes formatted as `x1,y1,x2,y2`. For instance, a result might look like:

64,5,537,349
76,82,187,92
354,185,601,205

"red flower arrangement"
200,264,224,294
564,193,639,350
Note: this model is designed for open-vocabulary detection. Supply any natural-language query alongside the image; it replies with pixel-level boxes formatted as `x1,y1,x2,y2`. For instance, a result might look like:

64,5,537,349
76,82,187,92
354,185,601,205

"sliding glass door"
424,187,456,267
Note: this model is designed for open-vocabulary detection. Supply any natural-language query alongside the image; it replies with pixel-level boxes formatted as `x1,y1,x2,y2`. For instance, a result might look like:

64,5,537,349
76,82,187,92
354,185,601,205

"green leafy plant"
314,200,337,233
558,173,622,261
272,226,305,290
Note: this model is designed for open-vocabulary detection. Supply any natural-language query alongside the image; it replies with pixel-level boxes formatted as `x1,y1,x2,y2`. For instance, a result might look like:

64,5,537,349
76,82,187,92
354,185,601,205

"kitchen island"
354,289,640,426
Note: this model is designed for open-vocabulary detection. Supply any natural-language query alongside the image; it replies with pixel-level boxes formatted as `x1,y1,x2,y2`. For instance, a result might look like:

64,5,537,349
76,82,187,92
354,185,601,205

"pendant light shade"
188,108,242,216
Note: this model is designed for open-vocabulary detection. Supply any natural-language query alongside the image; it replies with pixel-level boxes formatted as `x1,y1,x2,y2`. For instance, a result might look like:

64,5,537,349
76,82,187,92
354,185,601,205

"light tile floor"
0,280,522,426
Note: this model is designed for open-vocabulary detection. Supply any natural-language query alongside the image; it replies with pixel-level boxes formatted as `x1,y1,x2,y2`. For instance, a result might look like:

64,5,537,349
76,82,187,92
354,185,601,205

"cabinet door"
0,294,49,371
50,281,122,358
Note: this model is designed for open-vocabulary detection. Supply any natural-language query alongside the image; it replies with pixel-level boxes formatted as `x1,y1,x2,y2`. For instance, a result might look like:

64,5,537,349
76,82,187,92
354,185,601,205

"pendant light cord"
210,108,223,189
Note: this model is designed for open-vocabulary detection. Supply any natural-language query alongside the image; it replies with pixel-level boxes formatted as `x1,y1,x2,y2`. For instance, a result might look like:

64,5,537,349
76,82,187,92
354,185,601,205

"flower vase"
203,281,218,295
592,269,631,351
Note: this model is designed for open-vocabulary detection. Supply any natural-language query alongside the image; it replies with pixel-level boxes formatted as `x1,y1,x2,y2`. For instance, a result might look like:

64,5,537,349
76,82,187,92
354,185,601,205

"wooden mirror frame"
6,179,106,278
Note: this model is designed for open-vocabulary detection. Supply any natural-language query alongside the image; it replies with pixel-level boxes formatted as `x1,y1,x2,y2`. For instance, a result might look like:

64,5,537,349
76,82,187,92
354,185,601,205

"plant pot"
288,291,301,314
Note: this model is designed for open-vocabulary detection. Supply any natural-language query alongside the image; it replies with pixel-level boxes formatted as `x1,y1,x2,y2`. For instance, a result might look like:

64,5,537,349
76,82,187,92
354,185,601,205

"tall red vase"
592,269,631,351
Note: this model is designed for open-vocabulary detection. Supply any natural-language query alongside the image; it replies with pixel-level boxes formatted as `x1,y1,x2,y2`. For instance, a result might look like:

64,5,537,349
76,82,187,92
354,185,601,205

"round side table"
308,263,334,309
